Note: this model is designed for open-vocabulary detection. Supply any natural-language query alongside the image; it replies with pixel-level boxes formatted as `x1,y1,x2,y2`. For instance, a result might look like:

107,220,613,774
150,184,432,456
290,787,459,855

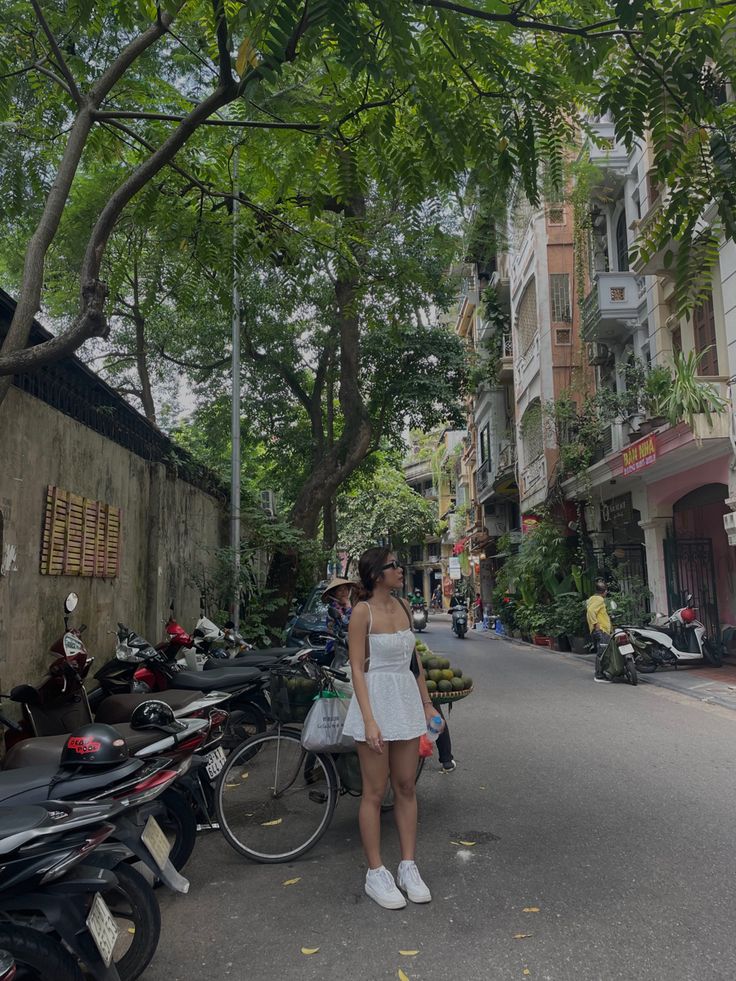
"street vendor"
321,577,354,664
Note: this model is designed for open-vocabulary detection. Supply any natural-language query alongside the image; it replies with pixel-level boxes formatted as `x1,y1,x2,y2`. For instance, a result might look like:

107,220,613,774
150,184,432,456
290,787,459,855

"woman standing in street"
343,546,442,910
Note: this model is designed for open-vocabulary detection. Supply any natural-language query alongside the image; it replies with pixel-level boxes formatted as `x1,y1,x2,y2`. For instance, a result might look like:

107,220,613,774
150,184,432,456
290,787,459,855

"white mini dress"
342,602,427,742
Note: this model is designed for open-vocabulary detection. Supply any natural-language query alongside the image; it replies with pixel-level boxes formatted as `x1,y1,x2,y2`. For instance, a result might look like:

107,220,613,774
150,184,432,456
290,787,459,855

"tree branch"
94,110,321,131
29,0,83,105
412,0,634,38
212,0,234,88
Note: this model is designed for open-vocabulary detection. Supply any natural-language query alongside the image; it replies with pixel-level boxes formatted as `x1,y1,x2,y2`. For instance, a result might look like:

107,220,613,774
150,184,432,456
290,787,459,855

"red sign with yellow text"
622,434,657,476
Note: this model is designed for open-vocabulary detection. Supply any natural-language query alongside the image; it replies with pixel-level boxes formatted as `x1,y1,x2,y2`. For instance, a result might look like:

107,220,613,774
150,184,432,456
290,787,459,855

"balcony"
496,440,517,477
475,458,492,495
520,454,546,501
582,272,645,342
499,332,513,382
585,120,629,177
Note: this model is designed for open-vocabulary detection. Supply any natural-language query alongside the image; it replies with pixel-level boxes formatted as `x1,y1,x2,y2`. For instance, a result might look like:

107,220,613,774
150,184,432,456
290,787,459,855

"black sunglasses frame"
381,560,403,571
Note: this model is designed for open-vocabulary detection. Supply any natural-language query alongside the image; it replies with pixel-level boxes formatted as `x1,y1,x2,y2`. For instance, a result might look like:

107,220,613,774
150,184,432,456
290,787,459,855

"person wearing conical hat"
322,578,356,662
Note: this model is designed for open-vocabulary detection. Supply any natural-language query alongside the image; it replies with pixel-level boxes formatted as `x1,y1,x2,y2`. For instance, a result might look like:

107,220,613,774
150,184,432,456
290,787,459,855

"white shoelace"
371,867,397,892
400,862,422,885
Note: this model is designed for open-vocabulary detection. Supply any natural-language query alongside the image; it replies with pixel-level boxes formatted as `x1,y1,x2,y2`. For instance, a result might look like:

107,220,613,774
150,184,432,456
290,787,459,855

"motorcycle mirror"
64,592,79,614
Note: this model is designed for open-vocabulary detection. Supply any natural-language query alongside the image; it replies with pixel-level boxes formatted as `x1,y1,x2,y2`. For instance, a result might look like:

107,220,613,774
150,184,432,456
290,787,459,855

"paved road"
146,620,736,981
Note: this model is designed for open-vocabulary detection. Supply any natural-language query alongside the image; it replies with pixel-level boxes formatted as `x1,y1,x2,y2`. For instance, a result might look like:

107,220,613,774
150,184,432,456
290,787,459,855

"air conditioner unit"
587,341,611,367
260,489,276,517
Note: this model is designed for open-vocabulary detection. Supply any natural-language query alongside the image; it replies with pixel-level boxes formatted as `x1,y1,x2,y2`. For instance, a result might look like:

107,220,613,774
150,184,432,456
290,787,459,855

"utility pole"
230,148,241,627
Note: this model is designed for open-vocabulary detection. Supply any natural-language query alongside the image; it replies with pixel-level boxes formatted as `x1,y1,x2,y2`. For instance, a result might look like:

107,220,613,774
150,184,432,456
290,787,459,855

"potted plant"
550,593,588,653
638,364,671,433
662,350,727,432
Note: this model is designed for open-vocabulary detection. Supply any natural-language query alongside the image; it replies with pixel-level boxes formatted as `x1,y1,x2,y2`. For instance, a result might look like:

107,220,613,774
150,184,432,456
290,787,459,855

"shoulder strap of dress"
361,600,373,634
399,597,412,629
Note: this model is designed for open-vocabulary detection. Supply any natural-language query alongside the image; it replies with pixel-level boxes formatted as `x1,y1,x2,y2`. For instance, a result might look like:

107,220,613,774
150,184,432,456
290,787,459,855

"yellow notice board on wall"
40,486,121,578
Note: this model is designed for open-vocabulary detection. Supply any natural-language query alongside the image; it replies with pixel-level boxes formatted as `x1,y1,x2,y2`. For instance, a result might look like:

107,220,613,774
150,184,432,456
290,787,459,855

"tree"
338,454,440,562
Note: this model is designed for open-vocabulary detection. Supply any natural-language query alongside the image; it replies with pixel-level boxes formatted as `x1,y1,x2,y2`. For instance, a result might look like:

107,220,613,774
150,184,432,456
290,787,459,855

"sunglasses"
381,560,402,571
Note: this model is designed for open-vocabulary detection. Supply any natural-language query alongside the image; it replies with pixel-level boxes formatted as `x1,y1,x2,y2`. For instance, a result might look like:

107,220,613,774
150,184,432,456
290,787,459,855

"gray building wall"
0,386,227,688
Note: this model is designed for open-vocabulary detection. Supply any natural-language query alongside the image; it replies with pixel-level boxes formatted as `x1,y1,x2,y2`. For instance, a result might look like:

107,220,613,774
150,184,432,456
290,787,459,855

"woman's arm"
347,603,383,753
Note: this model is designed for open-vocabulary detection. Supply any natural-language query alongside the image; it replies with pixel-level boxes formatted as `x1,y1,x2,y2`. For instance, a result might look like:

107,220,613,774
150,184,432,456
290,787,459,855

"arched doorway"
664,483,734,636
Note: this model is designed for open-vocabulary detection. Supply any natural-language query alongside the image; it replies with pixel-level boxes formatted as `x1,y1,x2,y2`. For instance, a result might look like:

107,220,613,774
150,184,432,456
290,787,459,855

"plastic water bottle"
426,715,443,743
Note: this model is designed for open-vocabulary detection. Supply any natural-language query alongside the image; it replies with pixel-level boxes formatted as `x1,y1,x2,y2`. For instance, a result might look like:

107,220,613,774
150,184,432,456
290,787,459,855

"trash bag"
600,636,625,678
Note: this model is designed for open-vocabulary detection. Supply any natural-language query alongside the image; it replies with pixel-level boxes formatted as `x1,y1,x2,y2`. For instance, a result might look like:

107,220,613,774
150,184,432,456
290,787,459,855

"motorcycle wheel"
625,658,638,686
149,787,198,873
0,924,83,981
100,862,161,981
224,701,267,748
703,639,723,667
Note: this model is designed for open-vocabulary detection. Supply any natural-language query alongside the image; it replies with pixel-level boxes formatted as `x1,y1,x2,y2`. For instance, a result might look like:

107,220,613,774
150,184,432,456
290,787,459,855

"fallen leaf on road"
225,783,238,789
283,878,301,886
261,818,283,827
398,970,410,981
301,947,319,955
513,934,532,940
522,907,540,913
240,772,249,780
399,950,419,956
523,970,531,976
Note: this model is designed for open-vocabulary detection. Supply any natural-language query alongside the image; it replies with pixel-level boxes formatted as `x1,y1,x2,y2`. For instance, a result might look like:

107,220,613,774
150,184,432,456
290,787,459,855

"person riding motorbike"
587,578,613,683
409,589,425,610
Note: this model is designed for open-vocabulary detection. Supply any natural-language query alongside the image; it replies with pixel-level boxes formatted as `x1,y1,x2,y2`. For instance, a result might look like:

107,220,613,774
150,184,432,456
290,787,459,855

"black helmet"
60,724,129,768
130,699,186,735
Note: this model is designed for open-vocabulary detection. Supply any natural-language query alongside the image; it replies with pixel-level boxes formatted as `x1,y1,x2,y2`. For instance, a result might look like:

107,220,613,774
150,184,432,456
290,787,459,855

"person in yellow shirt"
587,578,613,683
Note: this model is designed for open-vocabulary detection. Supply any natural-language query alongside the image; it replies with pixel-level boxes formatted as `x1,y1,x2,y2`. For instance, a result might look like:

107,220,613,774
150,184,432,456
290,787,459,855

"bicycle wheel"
216,728,339,863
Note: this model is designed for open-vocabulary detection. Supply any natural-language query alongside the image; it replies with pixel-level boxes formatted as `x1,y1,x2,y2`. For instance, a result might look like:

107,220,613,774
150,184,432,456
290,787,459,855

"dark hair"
595,578,607,593
357,546,392,600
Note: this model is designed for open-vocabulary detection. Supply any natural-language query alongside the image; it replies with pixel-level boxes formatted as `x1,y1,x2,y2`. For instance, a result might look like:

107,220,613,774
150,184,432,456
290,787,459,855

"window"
547,207,564,226
410,544,423,564
693,294,719,375
479,425,490,464
520,401,544,462
615,211,629,272
40,486,121,577
555,327,572,345
515,278,538,355
549,274,571,322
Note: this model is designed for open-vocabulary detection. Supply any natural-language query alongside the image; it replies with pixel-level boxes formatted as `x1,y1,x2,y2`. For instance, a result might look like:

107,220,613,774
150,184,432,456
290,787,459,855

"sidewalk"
477,624,736,712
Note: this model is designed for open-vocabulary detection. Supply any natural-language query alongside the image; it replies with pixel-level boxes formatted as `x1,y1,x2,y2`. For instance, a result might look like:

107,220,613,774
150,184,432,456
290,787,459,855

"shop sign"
622,434,657,476
601,493,633,527
448,557,462,580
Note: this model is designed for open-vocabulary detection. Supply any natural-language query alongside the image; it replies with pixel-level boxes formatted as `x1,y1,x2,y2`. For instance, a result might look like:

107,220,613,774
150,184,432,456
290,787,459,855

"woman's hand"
364,720,384,754
423,702,444,732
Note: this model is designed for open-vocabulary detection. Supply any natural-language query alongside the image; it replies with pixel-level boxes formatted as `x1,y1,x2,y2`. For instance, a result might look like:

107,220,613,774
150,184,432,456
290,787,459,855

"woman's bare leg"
356,742,391,869
388,738,420,862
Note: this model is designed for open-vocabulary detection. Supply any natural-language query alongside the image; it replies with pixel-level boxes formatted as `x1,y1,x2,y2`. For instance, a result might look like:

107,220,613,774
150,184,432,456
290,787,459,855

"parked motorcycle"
599,625,641,685
0,797,163,981
450,603,468,639
622,593,723,672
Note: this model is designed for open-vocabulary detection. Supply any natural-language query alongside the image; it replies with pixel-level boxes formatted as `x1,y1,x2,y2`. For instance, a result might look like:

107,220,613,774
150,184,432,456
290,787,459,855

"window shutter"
41,486,121,577
693,295,719,376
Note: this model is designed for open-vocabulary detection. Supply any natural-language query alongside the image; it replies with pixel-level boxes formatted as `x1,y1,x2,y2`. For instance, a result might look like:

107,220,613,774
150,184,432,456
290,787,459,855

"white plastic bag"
301,693,355,753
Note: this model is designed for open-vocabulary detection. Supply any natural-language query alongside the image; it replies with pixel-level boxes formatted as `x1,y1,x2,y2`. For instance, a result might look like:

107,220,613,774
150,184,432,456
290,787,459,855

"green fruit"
426,680,437,692
441,669,454,681
462,677,473,690
452,667,463,678
451,677,465,691
440,657,451,670
421,654,432,667
438,680,453,692
428,658,442,670
428,669,443,683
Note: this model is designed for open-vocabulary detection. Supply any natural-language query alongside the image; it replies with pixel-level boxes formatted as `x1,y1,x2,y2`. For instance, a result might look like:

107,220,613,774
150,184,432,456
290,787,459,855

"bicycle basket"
269,664,321,723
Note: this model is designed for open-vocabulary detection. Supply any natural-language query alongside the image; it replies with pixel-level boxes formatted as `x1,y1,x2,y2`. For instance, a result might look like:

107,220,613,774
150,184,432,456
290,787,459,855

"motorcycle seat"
0,805,49,839
2,725,164,770
95,689,201,724
239,647,298,659
174,667,262,690
0,758,143,806
204,653,284,672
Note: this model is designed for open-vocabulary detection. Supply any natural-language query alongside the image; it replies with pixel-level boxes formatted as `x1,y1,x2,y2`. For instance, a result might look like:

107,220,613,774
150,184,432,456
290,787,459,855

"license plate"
619,643,634,655
86,893,119,967
141,815,171,870
205,746,227,779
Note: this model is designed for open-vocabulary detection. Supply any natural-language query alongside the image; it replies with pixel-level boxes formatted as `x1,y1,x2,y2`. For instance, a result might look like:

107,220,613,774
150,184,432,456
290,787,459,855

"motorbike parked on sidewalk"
598,625,641,685
450,603,468,639
622,593,723,672
0,797,165,981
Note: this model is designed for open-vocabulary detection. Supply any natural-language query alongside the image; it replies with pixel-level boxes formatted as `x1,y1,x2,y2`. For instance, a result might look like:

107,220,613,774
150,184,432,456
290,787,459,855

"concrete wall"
0,387,227,689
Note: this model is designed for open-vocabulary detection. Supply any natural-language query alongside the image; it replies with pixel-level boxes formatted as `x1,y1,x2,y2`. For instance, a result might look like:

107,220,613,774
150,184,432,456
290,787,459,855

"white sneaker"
397,861,432,903
365,866,406,909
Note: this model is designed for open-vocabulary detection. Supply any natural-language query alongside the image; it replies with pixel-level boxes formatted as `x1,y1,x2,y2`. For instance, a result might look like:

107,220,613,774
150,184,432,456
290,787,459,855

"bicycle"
214,658,424,863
